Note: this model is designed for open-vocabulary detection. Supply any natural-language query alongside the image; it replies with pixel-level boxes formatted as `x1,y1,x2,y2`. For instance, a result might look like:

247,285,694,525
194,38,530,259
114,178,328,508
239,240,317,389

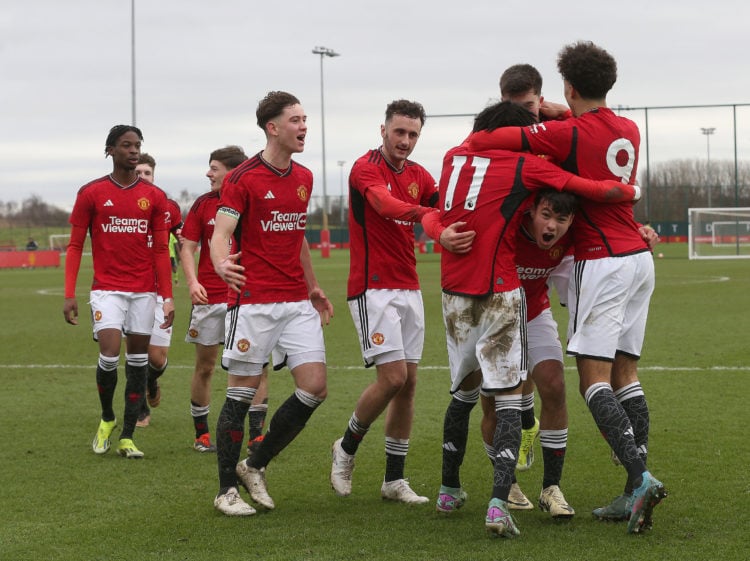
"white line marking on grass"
4,364,750,372
37,288,65,296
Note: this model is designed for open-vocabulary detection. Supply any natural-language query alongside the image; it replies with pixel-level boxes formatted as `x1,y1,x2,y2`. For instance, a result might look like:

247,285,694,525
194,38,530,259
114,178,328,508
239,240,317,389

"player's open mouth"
542,233,554,242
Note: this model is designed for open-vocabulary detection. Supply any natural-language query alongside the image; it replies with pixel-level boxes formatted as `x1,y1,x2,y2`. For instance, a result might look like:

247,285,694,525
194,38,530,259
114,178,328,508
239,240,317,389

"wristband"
163,298,173,304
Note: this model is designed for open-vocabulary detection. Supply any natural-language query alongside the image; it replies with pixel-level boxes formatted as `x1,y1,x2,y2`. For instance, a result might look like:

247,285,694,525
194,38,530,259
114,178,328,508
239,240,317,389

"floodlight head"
312,46,340,58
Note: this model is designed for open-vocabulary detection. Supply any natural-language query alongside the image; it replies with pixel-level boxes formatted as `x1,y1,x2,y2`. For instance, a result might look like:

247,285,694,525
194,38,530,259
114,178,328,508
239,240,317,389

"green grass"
0,245,748,560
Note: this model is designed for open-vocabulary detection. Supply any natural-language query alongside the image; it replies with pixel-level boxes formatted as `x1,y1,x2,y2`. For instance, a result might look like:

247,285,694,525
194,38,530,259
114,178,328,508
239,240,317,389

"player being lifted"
468,41,666,533
423,100,640,537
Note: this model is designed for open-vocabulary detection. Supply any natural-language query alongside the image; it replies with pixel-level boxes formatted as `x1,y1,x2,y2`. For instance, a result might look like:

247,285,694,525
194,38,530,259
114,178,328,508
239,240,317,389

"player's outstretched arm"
563,176,640,203
365,183,434,223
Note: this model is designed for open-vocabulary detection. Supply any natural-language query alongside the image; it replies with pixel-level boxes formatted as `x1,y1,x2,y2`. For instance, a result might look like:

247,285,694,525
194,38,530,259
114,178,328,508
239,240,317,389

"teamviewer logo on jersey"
261,211,307,232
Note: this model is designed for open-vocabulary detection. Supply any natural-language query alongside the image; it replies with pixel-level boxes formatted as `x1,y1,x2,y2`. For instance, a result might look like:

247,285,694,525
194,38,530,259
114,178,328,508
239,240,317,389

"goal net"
688,207,750,259
49,233,92,255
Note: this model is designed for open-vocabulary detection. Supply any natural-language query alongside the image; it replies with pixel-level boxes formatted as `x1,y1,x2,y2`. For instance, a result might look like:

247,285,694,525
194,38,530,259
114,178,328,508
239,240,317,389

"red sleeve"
153,228,173,299
563,176,637,203
64,225,87,298
467,127,524,152
421,209,445,241
364,183,433,223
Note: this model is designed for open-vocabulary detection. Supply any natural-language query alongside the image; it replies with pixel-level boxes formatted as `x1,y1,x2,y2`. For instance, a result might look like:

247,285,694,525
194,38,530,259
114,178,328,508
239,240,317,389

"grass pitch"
0,243,748,560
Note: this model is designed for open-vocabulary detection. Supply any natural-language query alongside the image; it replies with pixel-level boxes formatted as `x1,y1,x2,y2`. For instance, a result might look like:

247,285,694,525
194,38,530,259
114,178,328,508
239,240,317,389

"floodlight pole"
312,46,340,257
131,0,136,126
338,160,346,224
701,127,716,207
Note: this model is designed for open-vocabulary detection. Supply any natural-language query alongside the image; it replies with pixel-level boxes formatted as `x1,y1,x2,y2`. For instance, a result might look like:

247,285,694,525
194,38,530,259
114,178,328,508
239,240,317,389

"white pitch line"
2,364,750,372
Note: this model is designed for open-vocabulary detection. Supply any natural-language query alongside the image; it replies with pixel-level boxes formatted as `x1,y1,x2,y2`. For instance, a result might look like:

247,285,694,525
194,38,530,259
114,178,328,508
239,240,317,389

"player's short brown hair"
138,153,156,169
209,145,247,170
500,64,543,98
256,91,301,132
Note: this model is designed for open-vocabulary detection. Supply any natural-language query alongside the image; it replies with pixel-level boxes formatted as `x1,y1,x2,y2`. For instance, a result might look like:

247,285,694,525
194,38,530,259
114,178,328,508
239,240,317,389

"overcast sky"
1,0,749,210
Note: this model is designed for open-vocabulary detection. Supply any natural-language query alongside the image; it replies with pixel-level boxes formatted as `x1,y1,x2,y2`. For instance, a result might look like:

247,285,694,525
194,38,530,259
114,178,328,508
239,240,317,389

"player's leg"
516,378,539,471
533,358,574,518
247,366,269,454
243,301,326,509
332,290,407,496
191,343,219,452
380,291,427,503
90,291,127,454
216,368,260,515
120,332,151,458
187,303,225,452
92,328,122,454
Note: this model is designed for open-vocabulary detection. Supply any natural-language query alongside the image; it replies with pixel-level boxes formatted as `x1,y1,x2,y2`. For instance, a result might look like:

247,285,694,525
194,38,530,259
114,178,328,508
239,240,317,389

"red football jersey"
218,154,312,305
521,108,648,260
515,219,573,321
347,148,438,298
436,144,575,297
69,175,169,293
166,198,183,233
181,191,229,304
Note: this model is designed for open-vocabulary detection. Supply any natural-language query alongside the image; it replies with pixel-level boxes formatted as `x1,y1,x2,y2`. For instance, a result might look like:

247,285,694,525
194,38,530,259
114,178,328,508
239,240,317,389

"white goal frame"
49,233,91,255
688,207,750,260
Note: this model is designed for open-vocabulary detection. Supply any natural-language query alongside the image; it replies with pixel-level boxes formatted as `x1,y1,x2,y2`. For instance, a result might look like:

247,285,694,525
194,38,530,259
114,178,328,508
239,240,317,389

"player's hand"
439,222,476,254
310,287,333,326
215,251,246,293
160,298,175,329
539,100,570,121
63,297,78,325
639,225,660,249
188,280,209,305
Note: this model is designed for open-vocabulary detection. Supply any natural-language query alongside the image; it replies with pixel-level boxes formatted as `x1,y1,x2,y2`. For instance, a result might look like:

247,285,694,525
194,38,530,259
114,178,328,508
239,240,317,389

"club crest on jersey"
137,197,150,211
407,183,419,199
297,186,308,202
237,339,251,353
188,328,199,338
94,311,102,321
548,246,563,261
371,332,385,345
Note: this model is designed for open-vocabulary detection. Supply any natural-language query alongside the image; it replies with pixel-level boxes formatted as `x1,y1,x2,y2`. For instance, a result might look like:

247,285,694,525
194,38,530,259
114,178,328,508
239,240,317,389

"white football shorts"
185,303,226,346
348,289,424,367
89,290,156,338
443,288,528,393
567,252,655,360
223,300,325,376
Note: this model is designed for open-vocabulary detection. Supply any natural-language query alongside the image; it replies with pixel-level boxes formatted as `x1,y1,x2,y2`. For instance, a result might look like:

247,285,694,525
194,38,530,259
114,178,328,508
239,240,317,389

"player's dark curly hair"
557,41,617,100
256,91,301,131
472,101,537,133
385,99,426,127
105,125,143,156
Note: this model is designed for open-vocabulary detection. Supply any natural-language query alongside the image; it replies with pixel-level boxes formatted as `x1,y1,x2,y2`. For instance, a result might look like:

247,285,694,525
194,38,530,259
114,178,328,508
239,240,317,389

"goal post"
688,207,750,259
49,233,92,255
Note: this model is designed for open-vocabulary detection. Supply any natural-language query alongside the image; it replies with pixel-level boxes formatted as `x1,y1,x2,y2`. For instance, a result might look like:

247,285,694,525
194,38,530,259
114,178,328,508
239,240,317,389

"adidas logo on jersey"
264,191,275,199
207,218,215,225
104,200,114,207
